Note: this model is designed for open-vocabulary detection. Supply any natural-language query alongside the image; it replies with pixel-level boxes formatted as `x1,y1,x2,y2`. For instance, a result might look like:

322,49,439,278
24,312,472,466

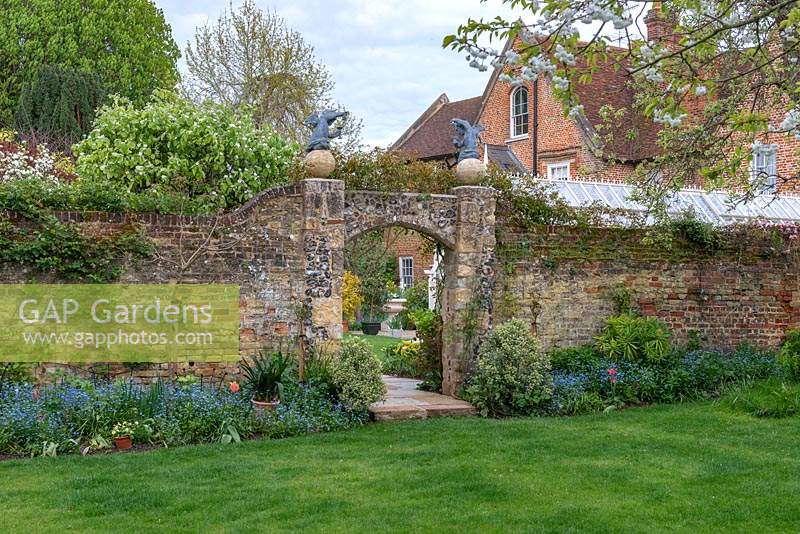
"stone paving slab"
370,376,477,421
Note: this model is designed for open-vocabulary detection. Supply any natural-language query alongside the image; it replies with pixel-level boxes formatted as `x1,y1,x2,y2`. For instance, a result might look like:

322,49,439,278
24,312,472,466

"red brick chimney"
644,2,676,45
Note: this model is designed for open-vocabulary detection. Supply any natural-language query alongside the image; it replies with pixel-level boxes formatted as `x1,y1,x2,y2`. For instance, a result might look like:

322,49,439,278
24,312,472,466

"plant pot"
114,436,132,450
362,322,381,335
342,321,349,333
252,398,280,415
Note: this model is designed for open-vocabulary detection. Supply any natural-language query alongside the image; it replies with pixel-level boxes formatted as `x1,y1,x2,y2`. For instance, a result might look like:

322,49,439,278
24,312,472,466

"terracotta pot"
342,321,349,333
252,398,280,415
362,322,381,335
114,436,132,450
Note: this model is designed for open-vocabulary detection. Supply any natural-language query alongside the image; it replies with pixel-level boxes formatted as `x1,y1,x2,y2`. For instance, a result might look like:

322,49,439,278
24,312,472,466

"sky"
155,0,520,147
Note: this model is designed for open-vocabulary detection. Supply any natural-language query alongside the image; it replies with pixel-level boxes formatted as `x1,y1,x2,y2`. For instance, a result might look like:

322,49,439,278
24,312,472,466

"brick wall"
384,228,434,285
476,39,799,190
1,185,308,382
495,224,799,351
478,60,638,183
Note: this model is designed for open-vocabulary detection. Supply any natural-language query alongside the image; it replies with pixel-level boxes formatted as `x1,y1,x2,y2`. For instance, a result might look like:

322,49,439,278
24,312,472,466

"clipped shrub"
332,337,386,411
74,91,297,209
778,330,800,382
465,319,552,417
596,314,671,365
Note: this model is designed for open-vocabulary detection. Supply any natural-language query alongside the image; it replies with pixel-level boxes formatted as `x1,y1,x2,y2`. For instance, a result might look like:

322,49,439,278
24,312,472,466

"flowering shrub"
332,337,386,411
382,340,422,378
342,271,363,324
0,378,366,457
74,91,297,209
0,139,76,184
465,319,552,417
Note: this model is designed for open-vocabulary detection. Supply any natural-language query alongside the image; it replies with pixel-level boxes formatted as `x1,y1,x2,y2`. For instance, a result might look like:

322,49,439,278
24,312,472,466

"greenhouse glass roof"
532,178,800,225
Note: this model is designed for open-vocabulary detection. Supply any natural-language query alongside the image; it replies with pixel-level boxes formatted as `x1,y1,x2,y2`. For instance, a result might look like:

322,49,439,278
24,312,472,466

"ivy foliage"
0,215,153,282
74,91,298,209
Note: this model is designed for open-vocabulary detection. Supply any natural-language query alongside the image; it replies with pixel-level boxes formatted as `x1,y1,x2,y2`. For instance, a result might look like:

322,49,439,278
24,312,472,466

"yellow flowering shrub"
342,271,363,323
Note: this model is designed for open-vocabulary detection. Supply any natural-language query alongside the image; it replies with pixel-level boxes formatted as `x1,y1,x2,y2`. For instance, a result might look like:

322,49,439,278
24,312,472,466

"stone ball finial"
303,109,348,179
304,149,336,178
455,157,486,185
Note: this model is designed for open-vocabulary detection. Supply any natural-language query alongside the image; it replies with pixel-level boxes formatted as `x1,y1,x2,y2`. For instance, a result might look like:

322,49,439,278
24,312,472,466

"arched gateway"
300,179,496,396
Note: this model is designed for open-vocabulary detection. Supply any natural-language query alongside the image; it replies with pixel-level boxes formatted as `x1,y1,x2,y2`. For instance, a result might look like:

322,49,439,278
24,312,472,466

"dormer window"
751,142,777,193
510,86,529,138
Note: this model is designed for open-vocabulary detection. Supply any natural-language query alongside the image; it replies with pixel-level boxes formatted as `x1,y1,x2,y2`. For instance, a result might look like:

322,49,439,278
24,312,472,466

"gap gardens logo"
0,285,240,363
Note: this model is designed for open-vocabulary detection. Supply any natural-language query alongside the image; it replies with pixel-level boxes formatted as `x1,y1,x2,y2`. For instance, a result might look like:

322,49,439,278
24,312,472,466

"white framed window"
546,161,571,180
751,143,777,193
510,87,529,138
399,256,414,290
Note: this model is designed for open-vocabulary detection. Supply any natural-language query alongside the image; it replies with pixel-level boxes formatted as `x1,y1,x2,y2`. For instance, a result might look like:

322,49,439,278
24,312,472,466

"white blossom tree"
445,0,800,209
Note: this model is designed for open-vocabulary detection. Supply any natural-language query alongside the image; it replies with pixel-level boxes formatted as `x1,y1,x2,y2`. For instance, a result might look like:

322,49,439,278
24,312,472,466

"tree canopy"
184,0,334,144
0,0,180,126
446,0,800,208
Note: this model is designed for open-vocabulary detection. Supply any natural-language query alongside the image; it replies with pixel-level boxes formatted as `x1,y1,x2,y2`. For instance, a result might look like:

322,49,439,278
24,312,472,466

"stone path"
369,376,477,421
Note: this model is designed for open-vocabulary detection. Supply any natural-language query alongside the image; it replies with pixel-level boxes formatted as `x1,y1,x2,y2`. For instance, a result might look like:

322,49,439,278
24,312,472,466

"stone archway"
298,179,496,396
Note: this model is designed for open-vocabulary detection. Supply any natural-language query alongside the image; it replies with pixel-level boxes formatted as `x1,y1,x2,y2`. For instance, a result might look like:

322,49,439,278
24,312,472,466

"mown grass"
1,401,799,533
345,333,401,362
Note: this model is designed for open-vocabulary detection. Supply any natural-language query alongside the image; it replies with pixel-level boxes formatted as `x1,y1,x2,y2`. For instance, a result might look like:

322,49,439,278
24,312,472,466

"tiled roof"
394,37,662,163
572,55,661,162
392,95,482,160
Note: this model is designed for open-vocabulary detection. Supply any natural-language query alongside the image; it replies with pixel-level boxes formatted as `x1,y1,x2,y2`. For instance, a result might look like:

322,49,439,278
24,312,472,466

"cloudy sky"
155,0,520,147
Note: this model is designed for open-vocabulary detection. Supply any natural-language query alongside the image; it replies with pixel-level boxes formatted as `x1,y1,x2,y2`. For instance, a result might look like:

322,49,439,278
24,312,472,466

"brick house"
393,11,800,195
384,228,435,292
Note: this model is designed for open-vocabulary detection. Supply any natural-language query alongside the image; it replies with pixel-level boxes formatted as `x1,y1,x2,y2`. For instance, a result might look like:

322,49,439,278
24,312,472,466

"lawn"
2,401,799,532
345,332,402,360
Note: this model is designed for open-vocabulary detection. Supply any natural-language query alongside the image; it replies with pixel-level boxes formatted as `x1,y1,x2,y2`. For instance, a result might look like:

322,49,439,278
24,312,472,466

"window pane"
511,88,528,137
751,145,778,193
548,163,569,179
400,257,413,289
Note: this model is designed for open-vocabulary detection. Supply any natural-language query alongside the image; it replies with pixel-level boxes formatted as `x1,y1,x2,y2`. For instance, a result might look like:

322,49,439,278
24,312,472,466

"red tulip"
229,381,240,394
